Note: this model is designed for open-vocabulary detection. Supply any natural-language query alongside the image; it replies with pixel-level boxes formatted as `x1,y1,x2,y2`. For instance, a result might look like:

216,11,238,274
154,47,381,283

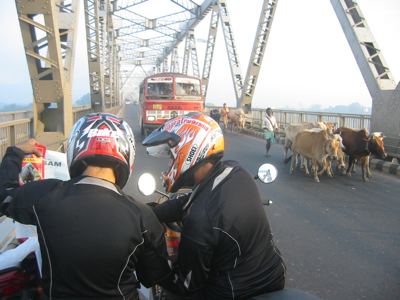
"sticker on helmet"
164,118,210,132
185,144,198,166
195,144,209,163
88,128,119,138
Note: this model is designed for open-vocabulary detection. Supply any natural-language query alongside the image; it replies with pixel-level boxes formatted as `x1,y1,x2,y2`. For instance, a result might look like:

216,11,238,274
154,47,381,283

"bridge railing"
0,106,93,158
206,106,371,130
0,111,33,123
206,106,399,159
244,108,371,131
0,118,32,158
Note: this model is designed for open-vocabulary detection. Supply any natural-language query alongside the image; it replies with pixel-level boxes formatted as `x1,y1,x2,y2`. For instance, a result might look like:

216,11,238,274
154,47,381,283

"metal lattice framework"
331,0,399,155
15,0,79,146
331,0,396,93
218,0,243,105
83,0,120,112
170,47,180,72
240,0,279,111
112,0,216,94
182,29,200,77
201,4,219,98
13,0,398,152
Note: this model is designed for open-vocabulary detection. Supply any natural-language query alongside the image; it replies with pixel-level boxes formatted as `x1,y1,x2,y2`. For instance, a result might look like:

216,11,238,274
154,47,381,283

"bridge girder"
331,0,399,156
113,0,215,77
84,0,106,111
217,0,243,105
170,47,180,73
182,29,200,77
240,0,279,111
201,4,219,98
15,0,79,147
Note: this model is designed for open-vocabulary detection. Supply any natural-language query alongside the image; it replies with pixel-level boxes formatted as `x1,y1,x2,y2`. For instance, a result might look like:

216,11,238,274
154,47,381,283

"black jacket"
0,147,171,300
153,160,286,299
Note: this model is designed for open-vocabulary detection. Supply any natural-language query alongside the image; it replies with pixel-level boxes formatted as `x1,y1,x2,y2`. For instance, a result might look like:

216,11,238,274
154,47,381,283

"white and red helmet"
143,112,224,192
66,113,135,188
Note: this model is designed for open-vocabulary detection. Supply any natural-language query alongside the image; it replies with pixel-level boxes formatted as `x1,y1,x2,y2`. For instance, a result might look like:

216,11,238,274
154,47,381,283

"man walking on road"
220,103,229,130
263,107,278,157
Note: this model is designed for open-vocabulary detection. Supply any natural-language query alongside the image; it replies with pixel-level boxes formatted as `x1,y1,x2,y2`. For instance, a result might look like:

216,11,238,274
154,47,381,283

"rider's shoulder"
216,161,255,187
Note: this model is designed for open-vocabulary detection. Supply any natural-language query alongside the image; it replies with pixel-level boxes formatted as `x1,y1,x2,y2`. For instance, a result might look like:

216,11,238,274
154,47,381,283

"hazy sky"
0,0,399,110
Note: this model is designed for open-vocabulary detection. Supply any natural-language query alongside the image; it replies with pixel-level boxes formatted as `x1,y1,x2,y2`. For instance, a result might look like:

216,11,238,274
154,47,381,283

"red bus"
139,73,204,136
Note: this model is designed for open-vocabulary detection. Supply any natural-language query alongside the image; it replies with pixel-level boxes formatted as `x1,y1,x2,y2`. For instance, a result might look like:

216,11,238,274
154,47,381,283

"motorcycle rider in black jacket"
0,113,173,300
143,112,286,300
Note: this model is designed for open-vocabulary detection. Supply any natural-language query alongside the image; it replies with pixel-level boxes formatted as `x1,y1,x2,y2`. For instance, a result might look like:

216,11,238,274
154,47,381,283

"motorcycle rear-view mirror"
138,173,156,196
255,163,278,184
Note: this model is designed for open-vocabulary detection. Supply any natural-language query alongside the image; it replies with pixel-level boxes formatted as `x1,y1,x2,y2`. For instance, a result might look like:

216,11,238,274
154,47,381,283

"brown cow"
289,129,340,182
317,146,346,177
227,108,246,131
334,127,387,181
315,132,346,176
284,122,327,161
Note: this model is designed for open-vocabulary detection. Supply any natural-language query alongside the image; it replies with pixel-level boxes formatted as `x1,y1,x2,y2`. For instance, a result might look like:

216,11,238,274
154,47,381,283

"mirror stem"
155,190,169,199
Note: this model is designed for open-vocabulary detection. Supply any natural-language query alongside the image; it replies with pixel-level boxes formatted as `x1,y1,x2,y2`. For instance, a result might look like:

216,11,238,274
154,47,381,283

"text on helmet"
88,128,119,138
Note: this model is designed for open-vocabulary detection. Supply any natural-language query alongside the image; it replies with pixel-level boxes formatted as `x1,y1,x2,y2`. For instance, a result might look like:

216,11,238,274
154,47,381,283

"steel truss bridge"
1,2,400,299
2,0,400,153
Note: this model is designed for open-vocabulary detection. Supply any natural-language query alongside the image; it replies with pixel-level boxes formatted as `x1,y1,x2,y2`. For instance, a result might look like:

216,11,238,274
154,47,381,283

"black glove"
146,201,159,208
170,192,191,203
153,192,191,223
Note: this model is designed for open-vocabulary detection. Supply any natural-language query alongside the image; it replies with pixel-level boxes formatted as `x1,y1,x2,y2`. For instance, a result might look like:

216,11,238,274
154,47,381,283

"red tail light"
0,268,29,296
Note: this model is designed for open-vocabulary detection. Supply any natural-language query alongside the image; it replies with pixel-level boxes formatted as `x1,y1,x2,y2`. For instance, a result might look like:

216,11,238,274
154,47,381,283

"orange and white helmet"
143,113,224,192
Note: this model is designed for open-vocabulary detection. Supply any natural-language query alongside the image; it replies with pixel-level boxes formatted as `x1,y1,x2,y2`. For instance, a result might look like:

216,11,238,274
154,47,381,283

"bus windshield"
146,77,173,99
175,77,201,98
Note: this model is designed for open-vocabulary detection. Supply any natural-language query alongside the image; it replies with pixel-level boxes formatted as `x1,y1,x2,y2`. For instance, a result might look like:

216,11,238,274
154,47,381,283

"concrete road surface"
123,104,400,300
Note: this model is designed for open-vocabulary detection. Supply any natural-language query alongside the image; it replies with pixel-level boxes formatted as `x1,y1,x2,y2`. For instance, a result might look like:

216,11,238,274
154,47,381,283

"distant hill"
74,93,91,106
0,102,32,112
305,102,371,115
0,93,92,112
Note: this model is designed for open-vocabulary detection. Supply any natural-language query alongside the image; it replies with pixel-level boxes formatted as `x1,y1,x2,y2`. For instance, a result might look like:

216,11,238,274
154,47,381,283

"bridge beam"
170,47,180,73
218,0,243,107
157,0,216,68
190,30,200,78
182,31,191,74
181,29,200,78
331,0,399,156
15,0,79,147
84,0,120,112
202,4,219,98
240,0,279,112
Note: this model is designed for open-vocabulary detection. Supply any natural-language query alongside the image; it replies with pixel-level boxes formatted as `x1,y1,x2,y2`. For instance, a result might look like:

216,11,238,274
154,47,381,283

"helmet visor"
142,128,181,148
146,143,172,158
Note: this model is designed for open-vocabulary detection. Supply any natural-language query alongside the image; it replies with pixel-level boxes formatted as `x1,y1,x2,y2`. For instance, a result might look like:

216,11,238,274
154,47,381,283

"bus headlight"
147,116,156,121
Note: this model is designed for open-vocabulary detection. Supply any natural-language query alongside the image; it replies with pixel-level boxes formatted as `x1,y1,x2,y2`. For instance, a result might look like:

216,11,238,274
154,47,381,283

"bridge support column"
15,0,79,148
331,0,399,157
372,86,400,157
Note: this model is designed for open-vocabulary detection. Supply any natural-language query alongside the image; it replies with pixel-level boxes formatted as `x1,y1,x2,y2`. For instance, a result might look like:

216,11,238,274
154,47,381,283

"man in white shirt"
262,107,278,157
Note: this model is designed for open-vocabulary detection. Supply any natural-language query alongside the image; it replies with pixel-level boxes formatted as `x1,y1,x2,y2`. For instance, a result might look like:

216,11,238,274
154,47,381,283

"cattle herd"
208,108,387,182
283,122,387,182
